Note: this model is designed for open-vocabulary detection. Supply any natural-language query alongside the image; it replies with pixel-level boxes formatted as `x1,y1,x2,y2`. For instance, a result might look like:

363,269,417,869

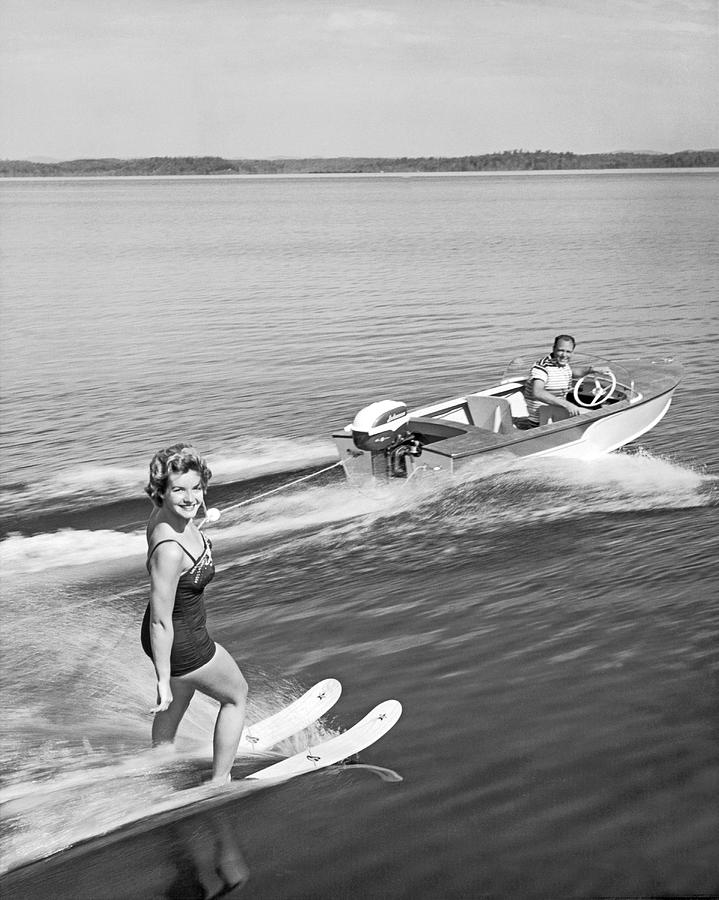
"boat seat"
465,395,515,434
506,389,529,418
538,404,571,426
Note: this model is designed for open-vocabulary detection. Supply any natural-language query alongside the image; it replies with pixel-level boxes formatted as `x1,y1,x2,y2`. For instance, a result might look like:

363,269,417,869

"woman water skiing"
140,443,247,783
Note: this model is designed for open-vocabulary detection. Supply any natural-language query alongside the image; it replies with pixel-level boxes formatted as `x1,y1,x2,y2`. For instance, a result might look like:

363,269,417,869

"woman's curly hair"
145,443,212,506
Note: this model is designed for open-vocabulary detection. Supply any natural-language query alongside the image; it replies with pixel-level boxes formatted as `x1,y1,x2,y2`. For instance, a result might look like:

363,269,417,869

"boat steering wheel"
572,370,617,408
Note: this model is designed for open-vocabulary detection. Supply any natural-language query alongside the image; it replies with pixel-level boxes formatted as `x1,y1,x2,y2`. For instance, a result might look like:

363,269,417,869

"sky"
1,0,717,160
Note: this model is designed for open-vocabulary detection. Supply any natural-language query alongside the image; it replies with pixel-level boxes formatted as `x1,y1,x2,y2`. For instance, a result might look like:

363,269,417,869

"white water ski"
0,678,342,808
247,699,402,780
238,677,342,752
0,697,402,873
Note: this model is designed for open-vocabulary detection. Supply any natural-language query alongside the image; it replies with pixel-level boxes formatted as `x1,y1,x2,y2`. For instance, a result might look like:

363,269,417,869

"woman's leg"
182,644,248,782
152,679,196,746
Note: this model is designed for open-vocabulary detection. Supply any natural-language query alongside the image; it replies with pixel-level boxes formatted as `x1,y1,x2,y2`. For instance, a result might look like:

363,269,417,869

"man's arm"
530,379,585,417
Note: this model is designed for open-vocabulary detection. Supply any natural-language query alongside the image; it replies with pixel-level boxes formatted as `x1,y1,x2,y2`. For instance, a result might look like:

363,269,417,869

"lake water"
1,171,718,898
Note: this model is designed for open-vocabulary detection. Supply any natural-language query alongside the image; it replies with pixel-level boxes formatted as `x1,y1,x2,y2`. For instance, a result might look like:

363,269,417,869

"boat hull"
404,390,674,476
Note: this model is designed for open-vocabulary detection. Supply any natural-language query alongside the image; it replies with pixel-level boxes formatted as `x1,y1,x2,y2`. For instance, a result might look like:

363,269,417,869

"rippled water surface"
1,172,718,898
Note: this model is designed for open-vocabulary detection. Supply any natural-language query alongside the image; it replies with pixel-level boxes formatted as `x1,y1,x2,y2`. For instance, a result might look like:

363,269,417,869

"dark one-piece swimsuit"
141,534,217,677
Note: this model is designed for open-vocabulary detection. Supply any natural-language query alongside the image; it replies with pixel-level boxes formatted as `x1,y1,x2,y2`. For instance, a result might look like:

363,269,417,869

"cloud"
322,6,435,48
325,8,397,32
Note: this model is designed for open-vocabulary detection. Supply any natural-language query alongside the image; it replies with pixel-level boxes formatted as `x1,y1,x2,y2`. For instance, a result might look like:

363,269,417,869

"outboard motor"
349,401,422,478
350,400,410,451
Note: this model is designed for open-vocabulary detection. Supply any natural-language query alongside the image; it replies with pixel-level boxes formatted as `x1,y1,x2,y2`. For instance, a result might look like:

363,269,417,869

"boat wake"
455,448,716,518
0,437,339,518
1,448,713,578
0,529,146,575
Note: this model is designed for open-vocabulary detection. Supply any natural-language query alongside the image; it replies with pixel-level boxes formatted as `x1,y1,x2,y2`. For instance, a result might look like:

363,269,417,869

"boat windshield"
502,351,641,401
503,354,683,405
501,353,638,398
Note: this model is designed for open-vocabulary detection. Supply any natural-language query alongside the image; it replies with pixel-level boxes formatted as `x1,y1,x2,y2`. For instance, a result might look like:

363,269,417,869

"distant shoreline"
3,168,719,184
1,149,718,178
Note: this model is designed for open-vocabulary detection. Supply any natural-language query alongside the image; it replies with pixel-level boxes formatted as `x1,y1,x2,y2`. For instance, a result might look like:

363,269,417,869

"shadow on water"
0,797,251,900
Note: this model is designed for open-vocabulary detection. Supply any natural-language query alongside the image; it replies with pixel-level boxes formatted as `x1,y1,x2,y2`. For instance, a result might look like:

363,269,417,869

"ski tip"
245,697,403,783
315,677,342,699
370,699,402,719
359,699,402,733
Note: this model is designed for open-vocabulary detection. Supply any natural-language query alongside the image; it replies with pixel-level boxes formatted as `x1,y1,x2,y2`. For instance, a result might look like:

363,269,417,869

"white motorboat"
332,353,682,480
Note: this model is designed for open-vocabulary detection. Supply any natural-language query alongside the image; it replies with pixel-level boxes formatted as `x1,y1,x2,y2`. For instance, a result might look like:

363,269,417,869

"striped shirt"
523,354,572,423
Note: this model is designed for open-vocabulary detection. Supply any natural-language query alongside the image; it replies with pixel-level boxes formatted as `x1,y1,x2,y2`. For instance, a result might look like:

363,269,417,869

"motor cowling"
350,400,410,451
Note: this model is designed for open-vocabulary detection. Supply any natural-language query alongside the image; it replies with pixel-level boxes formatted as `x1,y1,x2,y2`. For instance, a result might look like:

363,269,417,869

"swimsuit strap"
147,539,199,565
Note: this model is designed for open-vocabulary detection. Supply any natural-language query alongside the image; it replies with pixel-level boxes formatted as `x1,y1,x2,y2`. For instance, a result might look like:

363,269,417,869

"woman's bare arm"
147,541,184,711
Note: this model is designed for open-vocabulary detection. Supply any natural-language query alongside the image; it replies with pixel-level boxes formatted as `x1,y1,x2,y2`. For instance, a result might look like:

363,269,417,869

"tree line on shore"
1,149,717,177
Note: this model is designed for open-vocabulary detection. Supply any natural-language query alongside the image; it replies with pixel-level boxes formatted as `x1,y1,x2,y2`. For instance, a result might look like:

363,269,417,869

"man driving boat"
522,334,606,427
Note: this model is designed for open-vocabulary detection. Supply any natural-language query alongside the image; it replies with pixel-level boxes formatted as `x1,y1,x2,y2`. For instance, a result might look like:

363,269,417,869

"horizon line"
6,148,719,164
